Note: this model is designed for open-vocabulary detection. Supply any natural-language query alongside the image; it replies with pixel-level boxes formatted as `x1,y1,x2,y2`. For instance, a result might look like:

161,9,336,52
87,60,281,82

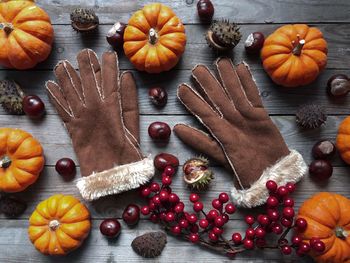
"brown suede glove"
46,49,154,201
174,58,307,208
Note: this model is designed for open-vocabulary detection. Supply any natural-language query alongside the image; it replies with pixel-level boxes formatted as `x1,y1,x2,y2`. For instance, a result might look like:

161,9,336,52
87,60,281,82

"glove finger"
119,71,139,144
192,64,236,120
46,81,72,123
236,62,263,108
54,60,84,114
215,58,253,112
102,51,119,98
77,49,103,105
174,124,227,165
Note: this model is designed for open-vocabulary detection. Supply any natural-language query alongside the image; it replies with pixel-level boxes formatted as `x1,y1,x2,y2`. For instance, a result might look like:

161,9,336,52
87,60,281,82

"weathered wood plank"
1,68,350,115
1,24,349,70
0,219,315,262
34,0,350,24
0,115,345,166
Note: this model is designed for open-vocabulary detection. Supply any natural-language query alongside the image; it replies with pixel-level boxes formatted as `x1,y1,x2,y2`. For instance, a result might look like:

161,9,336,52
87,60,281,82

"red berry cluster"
139,164,325,258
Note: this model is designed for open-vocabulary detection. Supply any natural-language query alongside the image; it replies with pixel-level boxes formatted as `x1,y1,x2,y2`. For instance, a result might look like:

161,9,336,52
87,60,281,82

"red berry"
193,201,204,212
218,192,229,203
232,233,242,244
207,209,219,221
159,212,167,221
189,233,199,243
212,199,222,209
168,193,179,204
162,176,172,186
148,121,171,142
100,219,121,238
189,193,200,203
266,180,278,192
225,203,236,214
187,214,198,224
295,218,308,232
166,212,175,222
159,190,169,202
243,239,254,249
255,227,266,239
150,213,159,223
164,165,175,176
148,200,156,211
141,187,151,197
267,209,280,221
283,197,294,207
245,228,255,239
266,196,279,208
190,224,199,233
299,242,311,253
179,219,189,229
282,207,295,219
281,217,293,227
22,95,45,118
199,219,209,229
122,204,140,226
174,202,185,213
214,216,225,227
257,214,270,226
312,240,326,252
281,245,292,255
244,215,255,225
152,195,161,206
150,182,160,192
212,227,223,235
285,182,296,193
292,235,303,246
277,186,289,197
55,158,76,179
271,223,283,234
171,225,181,235
140,206,150,215
222,213,229,223
208,231,218,242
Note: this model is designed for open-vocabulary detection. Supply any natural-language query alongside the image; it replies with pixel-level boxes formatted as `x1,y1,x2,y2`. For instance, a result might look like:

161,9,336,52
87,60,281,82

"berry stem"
278,226,292,244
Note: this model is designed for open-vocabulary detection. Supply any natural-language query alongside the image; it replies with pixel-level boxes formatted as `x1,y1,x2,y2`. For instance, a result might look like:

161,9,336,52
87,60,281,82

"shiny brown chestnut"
309,159,333,180
312,140,336,160
245,32,265,54
154,153,179,171
327,74,350,97
106,22,127,50
148,122,171,142
149,87,168,107
122,204,140,226
197,0,215,22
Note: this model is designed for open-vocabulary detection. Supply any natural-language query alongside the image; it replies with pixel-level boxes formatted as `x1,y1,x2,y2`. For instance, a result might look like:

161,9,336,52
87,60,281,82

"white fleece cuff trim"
76,157,155,201
231,150,307,208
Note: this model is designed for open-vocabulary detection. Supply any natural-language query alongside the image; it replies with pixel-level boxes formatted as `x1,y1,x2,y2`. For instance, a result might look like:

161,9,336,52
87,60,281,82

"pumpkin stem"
0,156,12,169
0,23,14,35
292,39,305,56
49,220,60,231
335,226,348,239
149,28,158,45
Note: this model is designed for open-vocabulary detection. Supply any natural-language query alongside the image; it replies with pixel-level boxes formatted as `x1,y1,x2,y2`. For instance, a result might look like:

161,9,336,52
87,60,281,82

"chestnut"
122,204,140,226
312,140,336,160
327,74,350,97
100,218,121,238
55,158,76,179
309,160,333,180
197,0,215,22
22,95,45,118
245,32,265,54
106,22,127,50
154,153,179,171
149,87,168,107
148,122,171,142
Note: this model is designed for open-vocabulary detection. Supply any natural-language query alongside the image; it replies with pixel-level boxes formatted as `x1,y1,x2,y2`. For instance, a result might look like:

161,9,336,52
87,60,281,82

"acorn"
0,80,25,115
70,8,99,33
206,20,241,51
296,104,327,129
183,157,214,190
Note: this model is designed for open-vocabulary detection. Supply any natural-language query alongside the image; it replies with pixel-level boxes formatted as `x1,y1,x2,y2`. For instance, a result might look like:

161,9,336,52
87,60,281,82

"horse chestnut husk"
106,22,127,50
327,74,350,97
154,153,179,171
312,140,336,159
149,87,168,107
122,204,140,226
309,160,333,180
100,219,121,238
22,95,45,118
148,122,171,142
245,32,265,54
197,0,215,22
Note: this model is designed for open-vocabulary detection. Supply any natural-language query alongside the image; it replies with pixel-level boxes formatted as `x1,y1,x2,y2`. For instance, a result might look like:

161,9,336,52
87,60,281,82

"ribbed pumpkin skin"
337,116,350,164
28,195,91,256
261,24,328,87
123,3,186,74
0,0,54,69
298,192,350,263
0,127,44,192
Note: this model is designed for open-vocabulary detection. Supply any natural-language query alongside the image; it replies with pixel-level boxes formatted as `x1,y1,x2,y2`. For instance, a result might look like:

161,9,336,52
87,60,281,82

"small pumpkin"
0,0,54,69
261,24,328,87
298,192,350,263
28,194,91,256
0,127,44,192
337,116,350,164
123,3,186,74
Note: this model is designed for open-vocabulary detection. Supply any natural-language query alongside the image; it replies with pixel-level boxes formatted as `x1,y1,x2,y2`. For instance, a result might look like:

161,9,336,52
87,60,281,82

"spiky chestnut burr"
206,20,241,51
70,8,99,33
296,104,327,129
183,157,213,190
0,80,25,115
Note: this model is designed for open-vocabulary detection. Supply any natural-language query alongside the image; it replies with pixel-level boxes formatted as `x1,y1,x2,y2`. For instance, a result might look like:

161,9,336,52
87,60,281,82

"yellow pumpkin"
28,194,91,256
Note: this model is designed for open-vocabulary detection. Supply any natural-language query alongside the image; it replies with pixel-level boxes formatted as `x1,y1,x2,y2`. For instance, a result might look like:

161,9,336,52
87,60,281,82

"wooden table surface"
1,0,350,262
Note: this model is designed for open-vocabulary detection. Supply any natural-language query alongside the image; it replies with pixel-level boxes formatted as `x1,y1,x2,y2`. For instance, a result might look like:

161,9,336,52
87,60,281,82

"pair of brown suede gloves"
47,49,307,207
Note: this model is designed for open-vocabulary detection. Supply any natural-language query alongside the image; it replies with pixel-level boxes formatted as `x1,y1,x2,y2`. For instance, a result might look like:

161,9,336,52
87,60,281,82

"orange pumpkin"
337,116,350,164
261,24,328,87
123,3,186,74
298,192,350,263
0,128,44,192
0,0,54,69
28,194,91,256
